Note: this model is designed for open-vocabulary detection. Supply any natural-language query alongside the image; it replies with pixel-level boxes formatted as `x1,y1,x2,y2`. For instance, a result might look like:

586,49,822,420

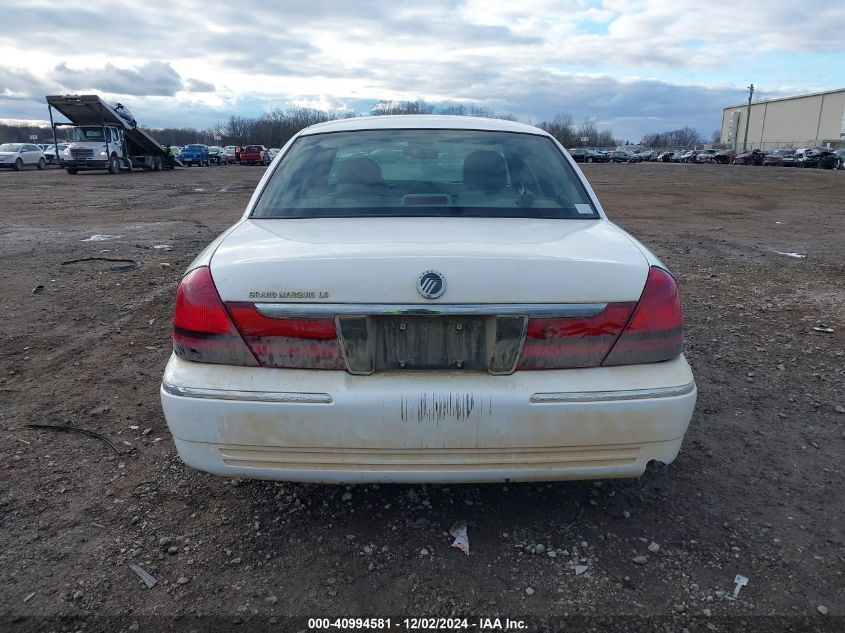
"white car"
161,116,696,484
0,143,47,171
695,149,717,163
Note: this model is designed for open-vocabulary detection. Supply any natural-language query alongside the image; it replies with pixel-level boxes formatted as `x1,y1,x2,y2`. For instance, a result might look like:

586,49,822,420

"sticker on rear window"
575,204,594,215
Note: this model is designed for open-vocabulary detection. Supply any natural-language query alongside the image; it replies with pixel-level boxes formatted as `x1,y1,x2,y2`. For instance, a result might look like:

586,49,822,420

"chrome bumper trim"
161,382,333,404
254,303,607,318
530,382,695,404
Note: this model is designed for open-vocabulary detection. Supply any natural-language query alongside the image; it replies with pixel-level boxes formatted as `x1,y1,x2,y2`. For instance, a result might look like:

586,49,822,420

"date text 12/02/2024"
307,618,527,630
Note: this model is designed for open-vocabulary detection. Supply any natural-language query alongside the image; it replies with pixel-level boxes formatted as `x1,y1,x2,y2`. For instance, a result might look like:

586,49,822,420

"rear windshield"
0,143,22,151
245,145,262,152
251,129,599,219
184,145,203,150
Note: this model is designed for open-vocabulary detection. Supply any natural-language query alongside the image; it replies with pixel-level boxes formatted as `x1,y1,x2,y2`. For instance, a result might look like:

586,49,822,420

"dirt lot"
1,162,843,632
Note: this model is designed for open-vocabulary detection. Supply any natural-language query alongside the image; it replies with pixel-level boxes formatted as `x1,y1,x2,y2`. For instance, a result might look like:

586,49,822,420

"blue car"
179,144,209,166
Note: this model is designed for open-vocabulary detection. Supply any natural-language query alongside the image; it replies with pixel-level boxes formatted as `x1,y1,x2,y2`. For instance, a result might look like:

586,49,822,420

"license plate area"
375,316,487,371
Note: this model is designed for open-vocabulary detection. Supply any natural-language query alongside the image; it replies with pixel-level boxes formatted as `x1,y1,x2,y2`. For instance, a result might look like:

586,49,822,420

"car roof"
300,115,549,137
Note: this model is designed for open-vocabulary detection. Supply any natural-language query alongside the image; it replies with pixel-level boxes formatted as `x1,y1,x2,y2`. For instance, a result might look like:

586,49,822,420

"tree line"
0,101,710,150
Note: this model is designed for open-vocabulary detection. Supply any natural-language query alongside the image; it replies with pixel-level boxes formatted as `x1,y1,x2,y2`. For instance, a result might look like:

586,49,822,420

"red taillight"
226,303,346,370
517,266,684,370
517,303,635,370
602,266,684,366
173,267,259,366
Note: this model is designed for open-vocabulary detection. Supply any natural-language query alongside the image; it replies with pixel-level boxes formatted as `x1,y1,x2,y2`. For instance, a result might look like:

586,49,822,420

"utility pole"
742,83,754,152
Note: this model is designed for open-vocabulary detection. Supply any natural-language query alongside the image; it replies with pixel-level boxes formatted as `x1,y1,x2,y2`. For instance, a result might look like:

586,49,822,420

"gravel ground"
0,162,843,632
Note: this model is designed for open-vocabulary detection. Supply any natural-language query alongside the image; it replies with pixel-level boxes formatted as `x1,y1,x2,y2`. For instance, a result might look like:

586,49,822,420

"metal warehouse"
721,88,845,151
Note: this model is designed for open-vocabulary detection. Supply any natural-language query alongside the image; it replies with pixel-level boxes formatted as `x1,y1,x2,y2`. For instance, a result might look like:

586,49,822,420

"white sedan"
0,143,47,171
161,116,696,483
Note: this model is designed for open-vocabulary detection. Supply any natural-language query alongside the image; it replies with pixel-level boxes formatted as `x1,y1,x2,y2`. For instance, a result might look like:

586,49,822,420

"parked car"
795,148,825,168
0,142,46,170
567,148,608,163
835,149,845,169
636,149,655,161
268,148,281,161
695,150,717,163
224,145,240,163
607,150,639,163
43,143,69,165
240,144,269,165
733,149,765,165
713,150,735,164
208,146,228,165
762,152,783,166
778,149,797,167
816,150,842,170
180,144,210,166
657,151,675,162
160,116,696,484
675,150,699,163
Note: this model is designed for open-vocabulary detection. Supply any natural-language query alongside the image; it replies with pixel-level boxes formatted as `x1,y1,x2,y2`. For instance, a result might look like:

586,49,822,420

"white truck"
46,94,168,174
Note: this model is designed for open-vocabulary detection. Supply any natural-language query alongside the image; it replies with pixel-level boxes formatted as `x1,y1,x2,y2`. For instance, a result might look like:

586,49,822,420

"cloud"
185,78,215,93
48,61,184,96
291,94,349,111
0,0,843,140
0,67,55,99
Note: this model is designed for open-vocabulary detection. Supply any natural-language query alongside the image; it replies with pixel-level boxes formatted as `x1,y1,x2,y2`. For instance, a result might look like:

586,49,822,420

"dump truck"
46,94,168,174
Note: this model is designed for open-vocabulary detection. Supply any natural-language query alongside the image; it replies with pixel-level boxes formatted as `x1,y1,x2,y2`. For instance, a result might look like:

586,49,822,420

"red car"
762,153,783,166
240,144,269,166
733,149,765,166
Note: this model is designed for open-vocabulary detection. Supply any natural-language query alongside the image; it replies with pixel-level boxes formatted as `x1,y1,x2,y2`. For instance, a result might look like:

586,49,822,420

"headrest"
337,157,384,185
463,150,508,191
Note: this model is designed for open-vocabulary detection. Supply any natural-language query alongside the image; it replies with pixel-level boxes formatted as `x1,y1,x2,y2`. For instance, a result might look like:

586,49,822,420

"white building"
721,88,845,151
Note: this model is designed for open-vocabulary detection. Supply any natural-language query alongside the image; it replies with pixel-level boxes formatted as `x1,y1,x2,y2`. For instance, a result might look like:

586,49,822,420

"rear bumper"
160,354,696,483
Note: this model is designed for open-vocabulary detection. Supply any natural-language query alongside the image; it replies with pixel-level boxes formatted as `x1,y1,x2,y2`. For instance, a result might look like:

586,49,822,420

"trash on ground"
23,592,35,603
733,574,748,598
449,520,470,555
31,285,44,295
813,325,834,333
575,565,588,576
129,563,157,589
152,244,173,250
773,251,806,258
23,423,122,455
82,234,121,242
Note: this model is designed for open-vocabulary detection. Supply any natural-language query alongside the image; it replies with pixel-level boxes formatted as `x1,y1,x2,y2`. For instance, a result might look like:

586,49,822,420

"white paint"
160,354,696,483
209,217,650,304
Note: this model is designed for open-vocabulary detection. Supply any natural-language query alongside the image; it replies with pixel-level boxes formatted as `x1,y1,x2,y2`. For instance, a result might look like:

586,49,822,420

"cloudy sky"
2,0,844,140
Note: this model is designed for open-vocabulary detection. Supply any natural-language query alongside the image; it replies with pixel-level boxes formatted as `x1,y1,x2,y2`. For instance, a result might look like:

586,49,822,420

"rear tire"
13,158,22,171
108,154,120,174
37,157,46,170
586,157,593,163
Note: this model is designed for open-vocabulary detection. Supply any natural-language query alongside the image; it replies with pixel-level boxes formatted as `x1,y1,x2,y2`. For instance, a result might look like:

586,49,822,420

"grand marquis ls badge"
417,270,446,299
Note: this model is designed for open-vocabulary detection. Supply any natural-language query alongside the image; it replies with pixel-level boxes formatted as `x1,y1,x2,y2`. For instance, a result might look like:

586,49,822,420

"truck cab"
62,125,127,174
